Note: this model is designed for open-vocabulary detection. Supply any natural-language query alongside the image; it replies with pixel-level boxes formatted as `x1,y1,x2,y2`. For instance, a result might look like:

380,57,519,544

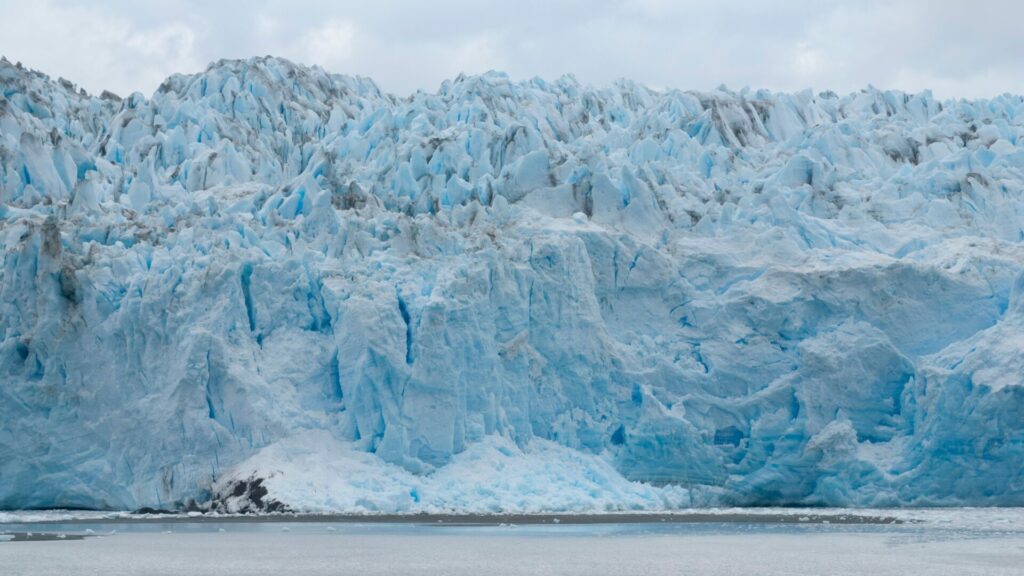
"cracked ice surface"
1,56,1023,511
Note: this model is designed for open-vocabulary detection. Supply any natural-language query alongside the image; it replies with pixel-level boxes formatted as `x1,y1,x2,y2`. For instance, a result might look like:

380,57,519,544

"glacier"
1,55,1023,512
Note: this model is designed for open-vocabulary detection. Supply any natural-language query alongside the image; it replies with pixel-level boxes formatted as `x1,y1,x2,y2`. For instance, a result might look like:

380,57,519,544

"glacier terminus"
1,56,1023,512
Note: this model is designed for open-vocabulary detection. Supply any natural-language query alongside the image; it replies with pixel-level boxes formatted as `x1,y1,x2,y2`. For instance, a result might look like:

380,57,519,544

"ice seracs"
1,56,1023,512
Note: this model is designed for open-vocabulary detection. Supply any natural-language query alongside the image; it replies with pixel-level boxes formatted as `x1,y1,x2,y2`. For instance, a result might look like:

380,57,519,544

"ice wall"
1,56,1023,510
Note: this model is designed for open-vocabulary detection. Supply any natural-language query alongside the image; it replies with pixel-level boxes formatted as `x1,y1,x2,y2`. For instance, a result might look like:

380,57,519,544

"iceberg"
1,56,1022,511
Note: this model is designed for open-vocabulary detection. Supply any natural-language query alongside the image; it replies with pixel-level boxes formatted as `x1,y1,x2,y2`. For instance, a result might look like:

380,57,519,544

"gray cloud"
1,0,1022,99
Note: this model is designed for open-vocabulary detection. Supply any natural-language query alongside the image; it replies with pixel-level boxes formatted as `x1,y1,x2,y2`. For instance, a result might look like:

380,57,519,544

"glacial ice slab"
1,56,1023,511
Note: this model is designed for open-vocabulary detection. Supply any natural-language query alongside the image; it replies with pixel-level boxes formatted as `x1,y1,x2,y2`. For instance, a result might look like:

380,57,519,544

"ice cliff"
1,56,1023,511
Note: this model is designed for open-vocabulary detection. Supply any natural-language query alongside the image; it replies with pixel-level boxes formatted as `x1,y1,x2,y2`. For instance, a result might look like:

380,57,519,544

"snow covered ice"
1,56,1023,512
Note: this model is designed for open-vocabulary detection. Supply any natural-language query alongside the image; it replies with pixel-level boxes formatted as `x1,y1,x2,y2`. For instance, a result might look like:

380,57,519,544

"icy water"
1,510,1023,575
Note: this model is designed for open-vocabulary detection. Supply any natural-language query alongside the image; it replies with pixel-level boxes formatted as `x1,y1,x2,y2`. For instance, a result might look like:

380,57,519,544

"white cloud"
299,19,357,69
0,0,203,96
255,12,279,37
449,34,504,77
794,43,822,78
124,23,197,74
1,0,1022,99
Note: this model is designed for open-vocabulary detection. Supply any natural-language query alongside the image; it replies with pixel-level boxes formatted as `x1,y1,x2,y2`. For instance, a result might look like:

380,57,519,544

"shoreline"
5,511,905,525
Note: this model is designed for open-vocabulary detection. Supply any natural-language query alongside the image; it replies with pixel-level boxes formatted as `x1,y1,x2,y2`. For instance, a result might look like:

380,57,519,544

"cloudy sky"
1,0,1022,100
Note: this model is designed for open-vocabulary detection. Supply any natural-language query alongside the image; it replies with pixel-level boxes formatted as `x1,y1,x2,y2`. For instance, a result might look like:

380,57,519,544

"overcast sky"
2,0,1022,100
